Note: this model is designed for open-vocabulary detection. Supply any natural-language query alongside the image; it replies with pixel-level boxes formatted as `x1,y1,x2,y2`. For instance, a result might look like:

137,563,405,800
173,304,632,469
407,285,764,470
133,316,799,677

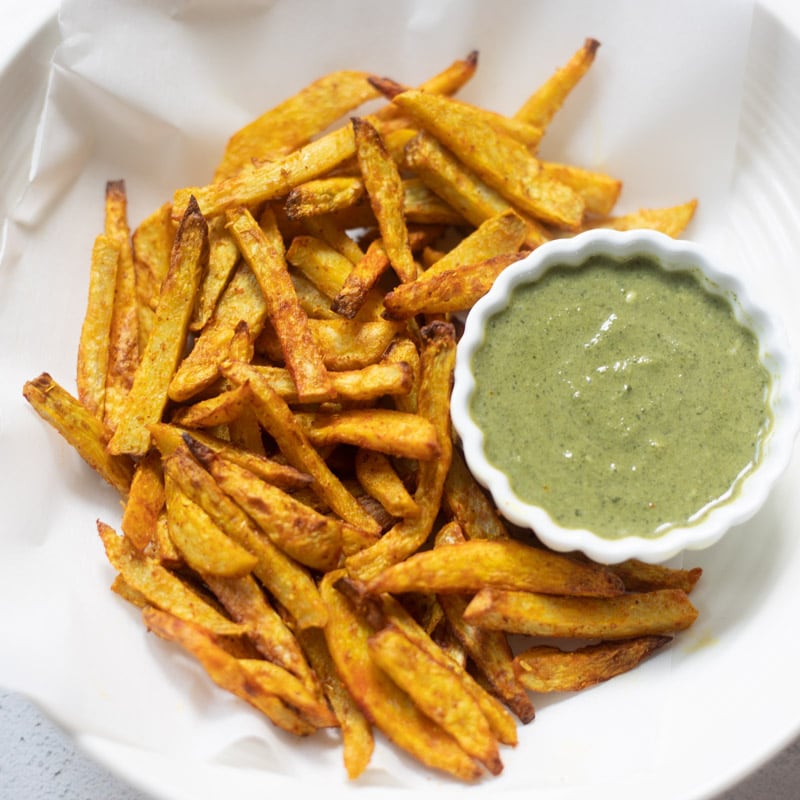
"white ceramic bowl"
451,229,800,564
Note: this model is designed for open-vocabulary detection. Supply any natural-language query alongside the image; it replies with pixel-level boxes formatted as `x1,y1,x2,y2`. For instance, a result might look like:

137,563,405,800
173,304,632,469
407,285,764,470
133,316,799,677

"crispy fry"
353,117,417,283
391,89,585,228
514,37,601,129
608,559,703,594
169,262,267,402
513,636,671,693
295,625,374,779
463,587,699,639
285,234,355,299
142,607,318,736
215,70,380,181
368,623,504,775
22,373,134,494
382,251,526,319
164,475,258,578
345,321,456,581
330,237,391,319
103,179,140,433
302,213,367,268
131,201,174,316
403,130,549,247
77,234,120,418
355,448,419,519
121,449,165,551
443,446,509,541
296,408,441,461
227,205,333,403
108,197,209,455
587,199,698,237
365,538,624,597
319,571,483,782
190,215,240,331
162,444,328,629
186,437,346,572
98,521,245,636
286,176,366,219
540,161,621,217
170,383,253,429
220,360,381,536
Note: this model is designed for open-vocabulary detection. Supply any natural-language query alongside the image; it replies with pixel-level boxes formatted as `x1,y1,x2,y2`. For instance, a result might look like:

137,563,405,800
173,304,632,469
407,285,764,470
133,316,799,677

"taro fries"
23,41,701,782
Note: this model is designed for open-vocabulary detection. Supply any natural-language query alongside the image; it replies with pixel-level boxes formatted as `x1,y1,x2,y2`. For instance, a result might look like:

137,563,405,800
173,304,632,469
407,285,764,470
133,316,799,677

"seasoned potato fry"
355,448,419,519
540,161,621,217
142,607,318,736
76,234,120,418
353,117,417,283
103,180,140,433
330,237,391,318
121,449,165,551
227,205,333,403
513,636,671,693
294,625,374,780
296,408,442,461
382,251,526,319
190,215,240,332
98,521,245,636
391,89,585,229
368,623,504,775
108,197,209,455
587,199,698,237
365,538,624,597
464,587,699,639
164,475,258,578
514,38,601,129
215,70,380,181
285,234,355,298
22,373,134,494
221,360,382,535
608,559,703,594
319,571,483,782
286,176,366,220
162,444,328,629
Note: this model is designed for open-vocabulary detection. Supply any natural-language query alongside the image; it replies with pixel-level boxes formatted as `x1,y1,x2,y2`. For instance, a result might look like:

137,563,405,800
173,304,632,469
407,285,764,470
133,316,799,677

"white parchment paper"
0,0,754,795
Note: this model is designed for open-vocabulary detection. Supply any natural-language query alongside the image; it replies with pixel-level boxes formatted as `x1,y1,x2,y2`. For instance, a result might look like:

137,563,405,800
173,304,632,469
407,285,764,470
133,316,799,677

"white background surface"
2,0,800,798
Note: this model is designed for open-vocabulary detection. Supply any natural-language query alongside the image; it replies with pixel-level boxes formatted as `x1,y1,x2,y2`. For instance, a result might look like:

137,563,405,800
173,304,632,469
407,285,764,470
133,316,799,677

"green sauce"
469,255,772,539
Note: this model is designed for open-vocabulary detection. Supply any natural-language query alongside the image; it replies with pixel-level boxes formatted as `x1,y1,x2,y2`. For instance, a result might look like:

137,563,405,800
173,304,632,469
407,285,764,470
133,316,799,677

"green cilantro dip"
469,254,772,539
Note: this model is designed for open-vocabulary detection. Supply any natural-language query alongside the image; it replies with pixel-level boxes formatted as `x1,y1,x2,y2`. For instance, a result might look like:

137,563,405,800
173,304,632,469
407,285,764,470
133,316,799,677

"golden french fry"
295,625,374,780
121,449,165,551
220,360,382,536
204,573,320,691
587,199,698,237
368,623,504,775
226,205,333,403
103,179,140,434
149,422,311,491
285,176,366,220
238,360,412,405
190,214,240,332
142,606,318,736
354,448,419,519
608,559,703,594
162,444,328,629
540,161,621,217
365,538,625,598
164,474,258,578
76,233,120,418
353,116,417,283
169,262,267,402
514,37,601,129
382,251,526,319
319,571,483,782
215,70,380,181
297,408,442,461
513,636,672,693
131,201,174,316
403,130,549,248
108,197,209,456
345,321,456,581
22,373,134,494
330,237,390,319
463,587,699,639
391,89,585,229
401,178,465,225
301,213,367,268
170,383,253,429
443,446,509,541
185,436,346,572
98,520,245,636
285,234,355,298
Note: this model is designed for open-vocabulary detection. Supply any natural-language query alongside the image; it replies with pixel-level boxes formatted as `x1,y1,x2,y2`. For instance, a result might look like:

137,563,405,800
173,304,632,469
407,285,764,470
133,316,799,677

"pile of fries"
23,39,702,781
